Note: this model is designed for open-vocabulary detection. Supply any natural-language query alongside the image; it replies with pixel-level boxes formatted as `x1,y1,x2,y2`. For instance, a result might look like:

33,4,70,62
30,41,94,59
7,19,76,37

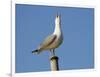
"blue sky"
15,4,94,73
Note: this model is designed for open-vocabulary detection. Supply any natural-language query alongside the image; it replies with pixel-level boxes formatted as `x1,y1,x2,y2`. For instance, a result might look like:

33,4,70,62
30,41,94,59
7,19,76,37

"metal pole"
50,56,59,71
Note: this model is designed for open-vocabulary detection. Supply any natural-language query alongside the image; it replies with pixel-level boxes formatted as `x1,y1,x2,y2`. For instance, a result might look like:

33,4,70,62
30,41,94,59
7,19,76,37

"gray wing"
38,34,57,50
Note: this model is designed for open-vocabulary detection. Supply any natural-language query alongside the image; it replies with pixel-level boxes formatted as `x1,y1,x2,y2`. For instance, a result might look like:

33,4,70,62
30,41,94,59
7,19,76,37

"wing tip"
32,49,38,54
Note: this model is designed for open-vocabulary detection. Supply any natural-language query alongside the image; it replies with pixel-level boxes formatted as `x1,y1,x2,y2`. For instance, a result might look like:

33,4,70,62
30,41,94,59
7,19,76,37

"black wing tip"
32,49,39,54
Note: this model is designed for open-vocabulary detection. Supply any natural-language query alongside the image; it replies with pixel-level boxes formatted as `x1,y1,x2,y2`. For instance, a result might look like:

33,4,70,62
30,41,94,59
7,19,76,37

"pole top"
50,56,59,60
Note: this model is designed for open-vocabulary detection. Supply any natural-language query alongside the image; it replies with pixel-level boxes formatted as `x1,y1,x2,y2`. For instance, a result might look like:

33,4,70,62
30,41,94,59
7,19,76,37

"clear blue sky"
15,4,94,73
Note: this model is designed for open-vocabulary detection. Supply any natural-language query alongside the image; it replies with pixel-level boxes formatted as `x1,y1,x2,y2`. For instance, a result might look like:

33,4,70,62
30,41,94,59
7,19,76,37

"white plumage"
32,14,63,55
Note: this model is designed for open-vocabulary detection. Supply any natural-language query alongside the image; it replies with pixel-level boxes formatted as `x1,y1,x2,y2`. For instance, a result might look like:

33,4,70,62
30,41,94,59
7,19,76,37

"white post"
50,56,59,71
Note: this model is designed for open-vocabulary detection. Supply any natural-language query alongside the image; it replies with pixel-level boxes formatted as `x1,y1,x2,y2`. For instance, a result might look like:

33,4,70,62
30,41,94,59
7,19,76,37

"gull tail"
32,49,39,54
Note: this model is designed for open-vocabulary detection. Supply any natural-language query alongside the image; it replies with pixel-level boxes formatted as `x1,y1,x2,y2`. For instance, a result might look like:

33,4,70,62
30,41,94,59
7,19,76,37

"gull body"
32,14,63,55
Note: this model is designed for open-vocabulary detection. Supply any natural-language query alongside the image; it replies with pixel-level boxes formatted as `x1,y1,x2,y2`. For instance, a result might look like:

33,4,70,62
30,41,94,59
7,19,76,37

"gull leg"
52,49,55,56
50,49,55,56
50,49,52,56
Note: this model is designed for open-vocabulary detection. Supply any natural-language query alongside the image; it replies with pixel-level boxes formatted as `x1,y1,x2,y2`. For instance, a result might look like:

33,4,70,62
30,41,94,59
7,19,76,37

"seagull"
32,14,63,56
